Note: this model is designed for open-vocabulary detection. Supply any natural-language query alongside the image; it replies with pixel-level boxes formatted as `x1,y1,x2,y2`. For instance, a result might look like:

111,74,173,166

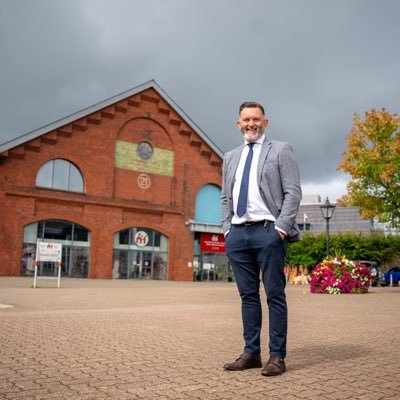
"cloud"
301,174,350,203
1,0,399,194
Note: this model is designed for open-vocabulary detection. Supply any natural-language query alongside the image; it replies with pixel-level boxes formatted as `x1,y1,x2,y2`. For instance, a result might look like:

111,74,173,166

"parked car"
383,266,400,286
356,260,383,287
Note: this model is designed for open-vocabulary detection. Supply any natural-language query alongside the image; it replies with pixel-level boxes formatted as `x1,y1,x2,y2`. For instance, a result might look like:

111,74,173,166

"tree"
338,108,400,228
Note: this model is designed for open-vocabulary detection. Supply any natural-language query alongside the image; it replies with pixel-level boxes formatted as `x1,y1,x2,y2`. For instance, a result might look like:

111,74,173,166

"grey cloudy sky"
1,0,399,201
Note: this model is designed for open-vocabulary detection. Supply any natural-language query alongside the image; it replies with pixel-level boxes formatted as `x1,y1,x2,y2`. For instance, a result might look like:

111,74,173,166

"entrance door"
129,251,153,279
140,252,152,279
200,253,231,281
60,246,89,278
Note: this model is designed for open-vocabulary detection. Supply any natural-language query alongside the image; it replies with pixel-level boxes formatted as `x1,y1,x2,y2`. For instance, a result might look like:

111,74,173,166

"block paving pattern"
0,277,399,400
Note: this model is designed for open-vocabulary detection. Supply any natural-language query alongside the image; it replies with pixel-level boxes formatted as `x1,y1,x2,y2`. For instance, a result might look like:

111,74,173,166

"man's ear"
264,118,269,128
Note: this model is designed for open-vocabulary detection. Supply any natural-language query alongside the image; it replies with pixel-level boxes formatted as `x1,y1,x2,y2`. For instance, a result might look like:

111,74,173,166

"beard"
240,124,265,142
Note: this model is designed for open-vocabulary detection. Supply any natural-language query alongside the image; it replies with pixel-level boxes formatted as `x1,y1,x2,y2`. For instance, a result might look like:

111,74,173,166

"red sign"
200,233,226,253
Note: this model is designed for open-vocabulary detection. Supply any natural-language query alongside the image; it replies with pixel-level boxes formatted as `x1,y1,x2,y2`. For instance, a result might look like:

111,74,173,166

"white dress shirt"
231,135,286,235
232,134,274,223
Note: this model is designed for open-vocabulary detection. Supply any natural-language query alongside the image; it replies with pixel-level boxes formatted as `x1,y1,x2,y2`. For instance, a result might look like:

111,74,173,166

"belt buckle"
244,221,254,226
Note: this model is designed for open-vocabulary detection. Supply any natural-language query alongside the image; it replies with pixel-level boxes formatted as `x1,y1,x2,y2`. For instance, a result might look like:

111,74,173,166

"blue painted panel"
195,184,221,224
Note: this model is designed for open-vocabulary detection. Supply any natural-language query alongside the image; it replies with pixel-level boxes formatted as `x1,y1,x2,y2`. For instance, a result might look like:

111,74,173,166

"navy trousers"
225,222,288,358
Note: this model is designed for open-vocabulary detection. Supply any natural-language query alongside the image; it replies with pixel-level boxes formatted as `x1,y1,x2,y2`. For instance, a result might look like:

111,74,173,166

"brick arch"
113,223,171,240
117,117,173,150
113,117,176,203
192,180,222,195
22,218,93,233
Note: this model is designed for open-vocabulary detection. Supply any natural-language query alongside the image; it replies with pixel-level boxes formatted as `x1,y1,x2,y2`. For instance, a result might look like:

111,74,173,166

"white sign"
134,231,149,247
34,242,62,288
37,242,62,262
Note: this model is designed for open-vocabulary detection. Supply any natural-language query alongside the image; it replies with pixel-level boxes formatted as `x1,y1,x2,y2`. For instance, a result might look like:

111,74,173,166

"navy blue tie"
237,143,254,217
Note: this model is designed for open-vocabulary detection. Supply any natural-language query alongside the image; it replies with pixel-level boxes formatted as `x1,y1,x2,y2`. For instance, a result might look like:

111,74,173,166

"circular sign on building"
134,231,149,247
137,173,151,189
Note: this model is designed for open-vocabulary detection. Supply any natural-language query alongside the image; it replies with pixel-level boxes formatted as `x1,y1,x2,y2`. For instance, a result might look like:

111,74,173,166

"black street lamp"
319,197,336,257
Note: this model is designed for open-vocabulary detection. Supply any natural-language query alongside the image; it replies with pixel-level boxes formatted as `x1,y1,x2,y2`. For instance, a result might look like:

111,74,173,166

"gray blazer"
221,138,302,242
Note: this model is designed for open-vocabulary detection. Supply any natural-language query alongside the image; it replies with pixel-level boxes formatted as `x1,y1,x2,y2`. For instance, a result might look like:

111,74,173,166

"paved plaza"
0,277,399,400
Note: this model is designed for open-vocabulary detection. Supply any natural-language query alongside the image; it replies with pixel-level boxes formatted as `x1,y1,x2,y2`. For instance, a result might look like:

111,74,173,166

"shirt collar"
244,134,265,146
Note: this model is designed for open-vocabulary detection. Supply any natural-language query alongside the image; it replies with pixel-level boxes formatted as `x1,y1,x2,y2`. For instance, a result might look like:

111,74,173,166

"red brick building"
0,80,224,281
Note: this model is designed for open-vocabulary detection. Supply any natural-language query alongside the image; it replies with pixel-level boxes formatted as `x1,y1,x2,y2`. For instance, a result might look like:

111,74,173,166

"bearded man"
221,102,302,376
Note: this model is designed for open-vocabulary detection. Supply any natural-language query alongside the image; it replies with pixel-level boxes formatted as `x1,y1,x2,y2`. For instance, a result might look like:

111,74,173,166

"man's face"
237,107,268,142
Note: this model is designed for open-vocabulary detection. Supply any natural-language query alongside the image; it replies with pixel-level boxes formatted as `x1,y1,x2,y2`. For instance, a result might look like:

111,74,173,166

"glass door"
141,252,153,279
62,246,71,276
126,251,153,279
127,251,138,279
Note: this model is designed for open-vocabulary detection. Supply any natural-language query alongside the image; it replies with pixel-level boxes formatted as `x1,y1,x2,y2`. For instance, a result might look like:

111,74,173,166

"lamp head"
319,197,336,220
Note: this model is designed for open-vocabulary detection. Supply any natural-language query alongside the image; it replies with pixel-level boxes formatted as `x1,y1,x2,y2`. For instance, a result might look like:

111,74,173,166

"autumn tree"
338,108,400,228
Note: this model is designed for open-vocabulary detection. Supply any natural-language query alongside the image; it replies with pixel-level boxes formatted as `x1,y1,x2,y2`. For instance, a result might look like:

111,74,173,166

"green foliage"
287,232,400,269
286,234,325,268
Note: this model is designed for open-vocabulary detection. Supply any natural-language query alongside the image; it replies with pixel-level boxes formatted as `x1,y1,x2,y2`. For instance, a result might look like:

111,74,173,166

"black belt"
233,220,272,227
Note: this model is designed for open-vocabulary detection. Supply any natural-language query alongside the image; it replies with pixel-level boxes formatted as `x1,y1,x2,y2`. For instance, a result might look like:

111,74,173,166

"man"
221,102,301,376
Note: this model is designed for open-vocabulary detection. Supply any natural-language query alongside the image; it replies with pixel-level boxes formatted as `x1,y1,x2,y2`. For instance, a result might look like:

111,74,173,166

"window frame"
36,158,84,193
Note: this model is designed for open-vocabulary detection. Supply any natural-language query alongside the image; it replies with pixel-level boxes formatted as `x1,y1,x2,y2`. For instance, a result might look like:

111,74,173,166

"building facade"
296,194,374,235
0,81,225,281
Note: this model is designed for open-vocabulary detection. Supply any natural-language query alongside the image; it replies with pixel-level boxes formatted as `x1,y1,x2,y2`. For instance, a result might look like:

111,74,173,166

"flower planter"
310,257,371,294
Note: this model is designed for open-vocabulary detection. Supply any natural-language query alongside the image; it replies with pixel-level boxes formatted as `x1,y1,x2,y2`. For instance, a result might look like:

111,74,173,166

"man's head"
237,102,268,143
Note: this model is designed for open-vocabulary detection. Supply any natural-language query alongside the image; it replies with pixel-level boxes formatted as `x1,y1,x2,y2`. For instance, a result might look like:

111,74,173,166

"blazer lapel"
257,139,272,185
228,146,244,192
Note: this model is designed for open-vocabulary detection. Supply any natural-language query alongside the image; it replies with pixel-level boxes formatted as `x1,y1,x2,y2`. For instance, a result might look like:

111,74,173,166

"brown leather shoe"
223,353,262,371
261,356,286,376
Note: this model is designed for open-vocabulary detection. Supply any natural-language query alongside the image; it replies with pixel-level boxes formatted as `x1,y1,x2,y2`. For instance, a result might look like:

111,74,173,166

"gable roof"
0,80,223,159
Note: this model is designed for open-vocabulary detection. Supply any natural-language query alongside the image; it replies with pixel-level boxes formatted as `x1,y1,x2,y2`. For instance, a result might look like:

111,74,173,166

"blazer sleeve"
274,143,302,235
220,154,232,234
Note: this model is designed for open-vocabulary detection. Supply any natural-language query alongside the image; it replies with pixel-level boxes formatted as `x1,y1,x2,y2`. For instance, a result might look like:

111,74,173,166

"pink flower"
310,257,371,294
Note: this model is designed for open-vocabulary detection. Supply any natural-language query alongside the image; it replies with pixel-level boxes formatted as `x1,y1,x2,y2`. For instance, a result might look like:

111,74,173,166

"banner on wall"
200,233,226,253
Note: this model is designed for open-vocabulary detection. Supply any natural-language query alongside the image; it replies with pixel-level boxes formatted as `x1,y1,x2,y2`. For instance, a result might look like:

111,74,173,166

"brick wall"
0,87,222,280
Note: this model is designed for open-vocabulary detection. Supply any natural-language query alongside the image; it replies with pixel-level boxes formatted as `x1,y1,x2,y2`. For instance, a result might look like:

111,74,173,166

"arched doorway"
113,227,169,280
21,220,90,278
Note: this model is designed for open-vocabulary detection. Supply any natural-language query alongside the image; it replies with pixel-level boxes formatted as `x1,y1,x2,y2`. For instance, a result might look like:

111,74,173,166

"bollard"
390,273,393,287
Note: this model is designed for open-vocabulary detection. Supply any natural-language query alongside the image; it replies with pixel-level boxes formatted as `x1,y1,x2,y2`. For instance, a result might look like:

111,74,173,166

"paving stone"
0,278,399,399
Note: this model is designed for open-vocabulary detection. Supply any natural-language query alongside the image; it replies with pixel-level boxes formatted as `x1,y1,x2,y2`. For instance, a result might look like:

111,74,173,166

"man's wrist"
275,226,287,238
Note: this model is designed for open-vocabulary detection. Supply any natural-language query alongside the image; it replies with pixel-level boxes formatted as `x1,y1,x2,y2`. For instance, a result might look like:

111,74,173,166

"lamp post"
319,197,336,257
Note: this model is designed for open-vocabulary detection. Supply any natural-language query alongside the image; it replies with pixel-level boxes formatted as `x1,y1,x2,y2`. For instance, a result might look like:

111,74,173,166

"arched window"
113,227,169,280
21,220,91,278
36,159,84,192
195,184,221,224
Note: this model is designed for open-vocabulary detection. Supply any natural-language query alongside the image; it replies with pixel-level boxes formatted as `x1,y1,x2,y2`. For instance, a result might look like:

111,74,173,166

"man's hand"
277,230,286,240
